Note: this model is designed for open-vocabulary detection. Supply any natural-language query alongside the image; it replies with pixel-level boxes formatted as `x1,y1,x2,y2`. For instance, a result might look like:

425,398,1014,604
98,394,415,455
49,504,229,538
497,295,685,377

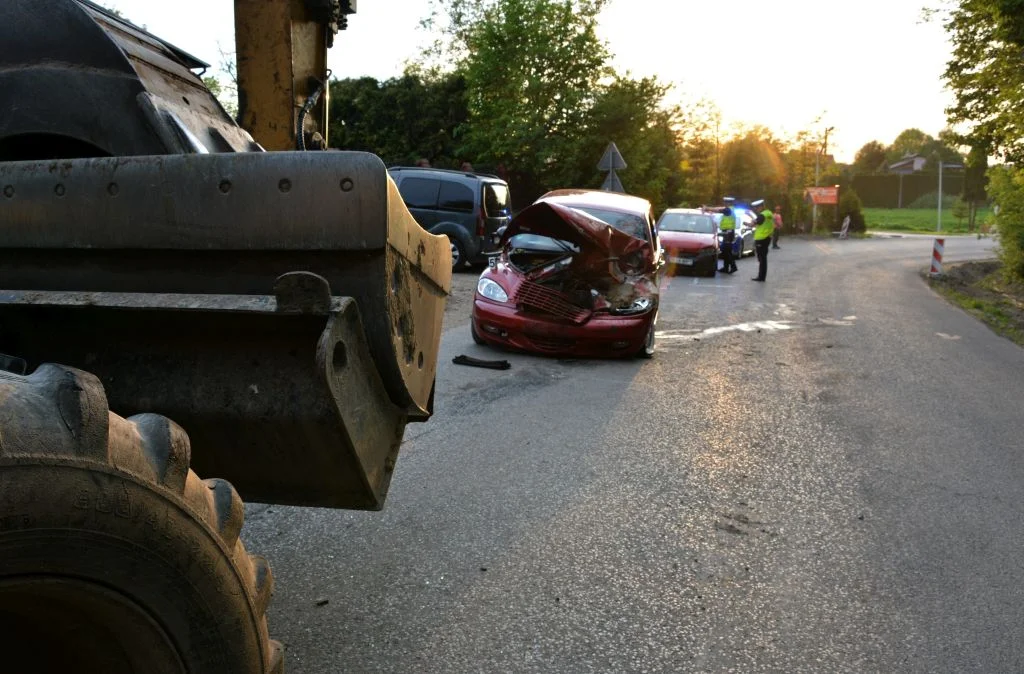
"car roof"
538,189,652,215
659,208,710,217
387,166,506,183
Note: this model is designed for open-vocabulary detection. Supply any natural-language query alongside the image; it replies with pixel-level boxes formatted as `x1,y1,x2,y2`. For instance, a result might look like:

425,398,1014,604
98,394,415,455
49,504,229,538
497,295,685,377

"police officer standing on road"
718,207,738,274
752,205,774,282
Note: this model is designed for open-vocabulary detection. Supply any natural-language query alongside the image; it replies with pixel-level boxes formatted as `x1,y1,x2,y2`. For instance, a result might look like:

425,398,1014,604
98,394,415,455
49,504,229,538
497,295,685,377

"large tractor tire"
0,363,283,674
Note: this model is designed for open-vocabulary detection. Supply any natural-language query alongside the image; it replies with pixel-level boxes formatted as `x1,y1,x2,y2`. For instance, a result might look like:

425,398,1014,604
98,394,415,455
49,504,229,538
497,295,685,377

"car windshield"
508,233,580,254
659,213,714,234
569,206,649,240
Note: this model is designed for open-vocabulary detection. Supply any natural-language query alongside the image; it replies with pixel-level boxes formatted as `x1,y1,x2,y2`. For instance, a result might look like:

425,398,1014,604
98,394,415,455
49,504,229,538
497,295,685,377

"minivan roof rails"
388,166,502,180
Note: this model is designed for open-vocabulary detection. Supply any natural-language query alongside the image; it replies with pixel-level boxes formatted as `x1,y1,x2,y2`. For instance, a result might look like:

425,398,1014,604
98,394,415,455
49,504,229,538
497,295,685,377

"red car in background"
656,208,719,277
471,189,663,358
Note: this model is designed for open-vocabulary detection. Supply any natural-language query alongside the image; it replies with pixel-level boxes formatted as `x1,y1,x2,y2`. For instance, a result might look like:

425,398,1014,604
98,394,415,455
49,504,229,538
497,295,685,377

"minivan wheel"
448,236,466,270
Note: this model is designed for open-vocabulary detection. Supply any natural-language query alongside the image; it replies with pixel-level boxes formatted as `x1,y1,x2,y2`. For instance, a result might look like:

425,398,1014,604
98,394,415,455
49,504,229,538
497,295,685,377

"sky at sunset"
104,0,954,163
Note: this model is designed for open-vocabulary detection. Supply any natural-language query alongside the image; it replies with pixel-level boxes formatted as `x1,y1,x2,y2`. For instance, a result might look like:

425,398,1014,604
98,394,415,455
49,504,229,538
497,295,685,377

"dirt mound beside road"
929,260,1024,346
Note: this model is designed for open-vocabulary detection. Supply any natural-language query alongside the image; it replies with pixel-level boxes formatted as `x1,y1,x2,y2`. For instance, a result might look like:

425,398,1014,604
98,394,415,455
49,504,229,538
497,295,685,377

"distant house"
888,154,927,208
889,154,927,174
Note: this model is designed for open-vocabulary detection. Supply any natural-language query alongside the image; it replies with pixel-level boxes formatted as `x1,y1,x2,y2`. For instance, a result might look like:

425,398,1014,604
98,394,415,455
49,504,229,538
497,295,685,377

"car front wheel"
637,316,656,359
471,320,486,345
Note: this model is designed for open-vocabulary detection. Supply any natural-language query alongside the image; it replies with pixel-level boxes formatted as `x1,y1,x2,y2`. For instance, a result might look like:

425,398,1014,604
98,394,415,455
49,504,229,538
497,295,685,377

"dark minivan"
388,167,512,270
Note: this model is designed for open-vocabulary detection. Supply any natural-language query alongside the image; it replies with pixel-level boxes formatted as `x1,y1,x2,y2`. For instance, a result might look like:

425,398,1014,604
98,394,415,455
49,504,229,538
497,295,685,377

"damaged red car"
471,189,663,358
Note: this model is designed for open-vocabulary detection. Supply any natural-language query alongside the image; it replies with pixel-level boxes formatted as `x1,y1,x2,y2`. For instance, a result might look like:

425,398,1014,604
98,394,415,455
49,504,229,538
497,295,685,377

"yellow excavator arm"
234,0,356,151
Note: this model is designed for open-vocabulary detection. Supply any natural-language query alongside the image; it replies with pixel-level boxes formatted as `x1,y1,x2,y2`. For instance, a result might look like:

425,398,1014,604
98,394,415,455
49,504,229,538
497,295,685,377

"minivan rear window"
398,178,440,209
484,184,510,217
438,181,474,212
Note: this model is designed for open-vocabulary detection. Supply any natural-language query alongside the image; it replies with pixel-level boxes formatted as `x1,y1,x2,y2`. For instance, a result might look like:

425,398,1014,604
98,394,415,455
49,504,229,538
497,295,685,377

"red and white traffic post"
930,238,945,277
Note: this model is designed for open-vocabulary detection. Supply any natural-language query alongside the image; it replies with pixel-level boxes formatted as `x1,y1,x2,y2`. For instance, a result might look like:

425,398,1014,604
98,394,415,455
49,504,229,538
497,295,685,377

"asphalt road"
244,234,1024,673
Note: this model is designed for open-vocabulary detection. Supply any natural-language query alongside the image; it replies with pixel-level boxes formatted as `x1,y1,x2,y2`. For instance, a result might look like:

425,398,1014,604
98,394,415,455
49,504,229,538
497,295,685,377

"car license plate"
670,256,694,266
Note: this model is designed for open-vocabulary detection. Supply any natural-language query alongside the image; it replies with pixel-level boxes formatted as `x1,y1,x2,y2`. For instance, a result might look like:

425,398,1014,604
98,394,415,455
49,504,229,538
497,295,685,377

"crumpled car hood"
501,199,659,318
502,201,651,261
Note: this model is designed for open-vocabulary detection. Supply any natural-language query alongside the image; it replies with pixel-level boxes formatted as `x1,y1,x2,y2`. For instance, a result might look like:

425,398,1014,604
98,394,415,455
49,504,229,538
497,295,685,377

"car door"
396,176,442,229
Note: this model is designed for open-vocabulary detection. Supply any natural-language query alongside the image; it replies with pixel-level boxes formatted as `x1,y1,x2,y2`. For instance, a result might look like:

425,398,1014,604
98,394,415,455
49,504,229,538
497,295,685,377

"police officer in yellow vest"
752,206,774,282
718,207,738,274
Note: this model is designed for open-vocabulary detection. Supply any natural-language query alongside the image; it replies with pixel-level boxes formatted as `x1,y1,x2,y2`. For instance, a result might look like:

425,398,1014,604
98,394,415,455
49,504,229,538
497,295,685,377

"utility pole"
812,126,833,230
714,116,721,202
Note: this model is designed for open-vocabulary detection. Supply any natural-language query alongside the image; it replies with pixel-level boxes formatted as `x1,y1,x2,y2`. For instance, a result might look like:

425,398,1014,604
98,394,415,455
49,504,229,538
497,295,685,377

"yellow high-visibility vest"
719,215,736,231
755,210,774,240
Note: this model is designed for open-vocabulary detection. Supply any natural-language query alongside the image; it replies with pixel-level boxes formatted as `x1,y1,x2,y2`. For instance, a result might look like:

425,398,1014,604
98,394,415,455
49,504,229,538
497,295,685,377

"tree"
572,76,685,213
956,132,991,231
852,141,887,175
943,0,1024,162
97,4,124,17
943,0,1024,280
203,76,238,120
719,129,787,203
327,70,468,166
885,128,932,164
952,197,970,227
920,128,966,170
676,99,722,207
426,0,610,192
987,166,1024,279
838,188,866,235
778,129,820,230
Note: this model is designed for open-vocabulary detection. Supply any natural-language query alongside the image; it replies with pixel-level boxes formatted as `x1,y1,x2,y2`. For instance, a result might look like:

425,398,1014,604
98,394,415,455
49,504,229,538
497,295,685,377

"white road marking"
936,332,962,340
657,320,794,341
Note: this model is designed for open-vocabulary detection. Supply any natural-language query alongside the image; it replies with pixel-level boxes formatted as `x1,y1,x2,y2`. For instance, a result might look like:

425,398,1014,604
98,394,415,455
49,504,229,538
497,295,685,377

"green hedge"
988,166,1024,281
852,173,966,208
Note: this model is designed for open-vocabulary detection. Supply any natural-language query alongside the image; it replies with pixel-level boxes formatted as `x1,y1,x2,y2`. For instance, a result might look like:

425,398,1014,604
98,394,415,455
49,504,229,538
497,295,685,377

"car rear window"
398,178,440,209
659,213,715,234
571,206,649,240
484,183,510,217
438,181,474,212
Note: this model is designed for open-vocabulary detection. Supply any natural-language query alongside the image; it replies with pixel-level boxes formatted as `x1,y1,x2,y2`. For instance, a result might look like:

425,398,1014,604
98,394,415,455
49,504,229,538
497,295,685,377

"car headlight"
700,246,716,255
477,277,509,303
611,296,653,315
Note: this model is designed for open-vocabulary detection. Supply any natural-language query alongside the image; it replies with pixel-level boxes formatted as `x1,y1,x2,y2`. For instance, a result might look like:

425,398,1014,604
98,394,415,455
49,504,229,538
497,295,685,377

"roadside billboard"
805,186,839,205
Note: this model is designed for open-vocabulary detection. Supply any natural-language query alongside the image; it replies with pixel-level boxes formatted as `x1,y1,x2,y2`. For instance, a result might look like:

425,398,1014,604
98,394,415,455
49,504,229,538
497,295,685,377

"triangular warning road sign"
601,169,625,193
597,142,627,171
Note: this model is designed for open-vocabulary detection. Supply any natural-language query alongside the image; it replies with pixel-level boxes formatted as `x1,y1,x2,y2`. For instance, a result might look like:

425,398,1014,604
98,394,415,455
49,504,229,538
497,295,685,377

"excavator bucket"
0,152,451,508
